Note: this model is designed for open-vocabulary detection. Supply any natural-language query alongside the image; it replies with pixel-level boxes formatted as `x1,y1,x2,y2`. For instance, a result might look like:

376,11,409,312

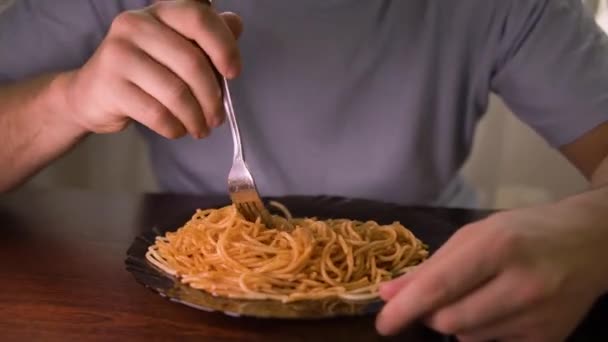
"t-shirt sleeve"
0,0,151,83
491,0,608,147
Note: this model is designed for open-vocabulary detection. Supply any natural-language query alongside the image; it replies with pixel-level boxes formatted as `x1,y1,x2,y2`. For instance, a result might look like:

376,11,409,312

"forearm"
552,156,608,294
0,72,88,192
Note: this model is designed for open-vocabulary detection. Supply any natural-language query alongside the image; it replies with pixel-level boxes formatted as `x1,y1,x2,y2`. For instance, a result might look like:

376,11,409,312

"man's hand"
61,0,242,139
376,193,608,341
0,0,242,191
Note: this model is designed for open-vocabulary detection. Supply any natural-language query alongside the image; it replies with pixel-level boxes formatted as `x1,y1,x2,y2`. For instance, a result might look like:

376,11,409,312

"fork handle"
222,78,244,161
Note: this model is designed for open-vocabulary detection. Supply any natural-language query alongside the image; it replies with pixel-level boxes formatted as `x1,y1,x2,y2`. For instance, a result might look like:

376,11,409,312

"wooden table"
0,190,606,341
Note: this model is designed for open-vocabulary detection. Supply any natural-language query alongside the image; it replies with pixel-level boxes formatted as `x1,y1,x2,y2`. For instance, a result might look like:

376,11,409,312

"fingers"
379,271,415,301
96,3,243,138
455,283,595,342
379,224,477,301
153,2,243,38
129,12,224,132
152,1,242,78
120,41,209,138
117,82,186,139
220,12,244,39
376,226,499,336
455,312,533,342
425,270,529,335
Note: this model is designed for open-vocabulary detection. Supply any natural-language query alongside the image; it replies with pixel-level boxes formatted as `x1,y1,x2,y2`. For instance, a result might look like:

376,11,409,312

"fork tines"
230,188,273,227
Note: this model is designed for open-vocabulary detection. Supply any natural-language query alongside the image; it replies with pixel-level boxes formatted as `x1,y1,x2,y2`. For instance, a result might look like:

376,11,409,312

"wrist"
43,71,89,139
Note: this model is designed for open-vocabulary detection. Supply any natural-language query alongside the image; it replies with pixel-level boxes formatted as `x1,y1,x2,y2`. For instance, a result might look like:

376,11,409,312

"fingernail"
225,68,237,79
380,275,413,301
226,60,241,79
208,117,220,128
378,283,397,301
217,113,226,126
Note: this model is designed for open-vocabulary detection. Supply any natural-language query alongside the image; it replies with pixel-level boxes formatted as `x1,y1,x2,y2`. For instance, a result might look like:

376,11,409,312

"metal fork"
222,77,273,227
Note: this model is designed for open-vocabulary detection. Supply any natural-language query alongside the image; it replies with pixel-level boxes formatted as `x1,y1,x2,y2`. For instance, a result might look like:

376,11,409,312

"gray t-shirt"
1,0,608,206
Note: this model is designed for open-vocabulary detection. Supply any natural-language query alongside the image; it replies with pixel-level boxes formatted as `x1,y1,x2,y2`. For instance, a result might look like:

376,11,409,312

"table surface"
0,190,606,342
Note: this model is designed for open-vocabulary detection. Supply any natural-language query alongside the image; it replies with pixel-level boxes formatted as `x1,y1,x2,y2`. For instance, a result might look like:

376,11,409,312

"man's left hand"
376,197,608,341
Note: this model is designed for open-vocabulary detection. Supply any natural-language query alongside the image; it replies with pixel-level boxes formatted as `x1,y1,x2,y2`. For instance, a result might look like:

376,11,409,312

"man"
1,0,608,340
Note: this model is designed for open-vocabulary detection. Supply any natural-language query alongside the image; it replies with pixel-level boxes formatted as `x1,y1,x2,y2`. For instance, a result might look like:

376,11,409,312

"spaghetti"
146,203,428,303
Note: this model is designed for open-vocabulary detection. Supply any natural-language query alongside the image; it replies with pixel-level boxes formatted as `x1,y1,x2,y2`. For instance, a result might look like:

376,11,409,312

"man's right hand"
61,0,243,139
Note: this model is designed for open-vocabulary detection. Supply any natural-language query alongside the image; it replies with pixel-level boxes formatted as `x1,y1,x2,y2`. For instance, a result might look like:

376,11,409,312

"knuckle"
182,50,210,77
183,53,205,73
164,127,185,139
148,103,171,121
516,273,552,305
429,311,461,335
208,89,224,112
166,79,192,104
214,45,240,73
191,3,213,22
147,102,172,128
424,276,450,304
202,99,224,129
169,2,210,28
212,106,226,123
216,43,239,63
111,11,143,34
151,0,203,14
159,123,184,139
145,102,185,139
455,223,477,237
493,226,521,257
100,39,131,63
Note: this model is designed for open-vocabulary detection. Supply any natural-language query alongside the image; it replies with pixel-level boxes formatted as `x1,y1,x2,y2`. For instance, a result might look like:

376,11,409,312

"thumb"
220,12,243,39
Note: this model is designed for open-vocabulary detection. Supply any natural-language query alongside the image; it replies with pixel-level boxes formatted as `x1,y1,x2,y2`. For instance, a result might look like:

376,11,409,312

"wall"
24,127,158,193
461,98,587,208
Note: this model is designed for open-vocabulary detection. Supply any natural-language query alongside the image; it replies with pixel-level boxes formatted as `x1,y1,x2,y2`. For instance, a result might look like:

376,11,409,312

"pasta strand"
146,204,428,303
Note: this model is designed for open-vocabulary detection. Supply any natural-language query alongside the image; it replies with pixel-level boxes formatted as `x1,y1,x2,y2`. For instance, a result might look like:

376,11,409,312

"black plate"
125,196,469,319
